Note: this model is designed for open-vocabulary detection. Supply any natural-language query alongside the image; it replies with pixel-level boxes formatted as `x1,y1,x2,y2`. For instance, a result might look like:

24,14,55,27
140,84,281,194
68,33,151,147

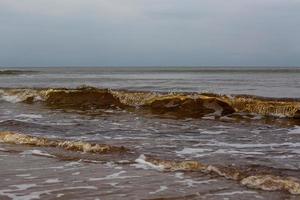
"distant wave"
0,86,299,119
0,70,38,75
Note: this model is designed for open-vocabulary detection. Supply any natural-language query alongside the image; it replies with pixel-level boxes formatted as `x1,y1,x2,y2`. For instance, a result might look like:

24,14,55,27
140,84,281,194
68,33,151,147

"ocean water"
1,66,300,97
0,67,300,200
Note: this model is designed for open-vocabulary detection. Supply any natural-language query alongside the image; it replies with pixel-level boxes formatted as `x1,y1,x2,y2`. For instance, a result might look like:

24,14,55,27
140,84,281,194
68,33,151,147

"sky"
0,0,300,67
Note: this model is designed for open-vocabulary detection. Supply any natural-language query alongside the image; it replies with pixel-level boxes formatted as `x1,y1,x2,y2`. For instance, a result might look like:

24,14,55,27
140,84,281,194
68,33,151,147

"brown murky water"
1,67,300,200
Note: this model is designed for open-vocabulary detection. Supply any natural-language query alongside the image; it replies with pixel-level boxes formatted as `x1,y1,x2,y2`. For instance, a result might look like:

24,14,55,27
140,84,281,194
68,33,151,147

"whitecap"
177,179,216,187
288,126,300,134
149,186,168,194
175,148,212,156
201,130,226,135
174,172,184,179
89,171,139,181
45,178,61,183
16,114,43,119
214,149,265,155
0,186,97,200
194,141,300,148
21,150,56,158
212,190,257,196
0,95,22,103
15,174,31,177
133,154,164,171
11,184,37,190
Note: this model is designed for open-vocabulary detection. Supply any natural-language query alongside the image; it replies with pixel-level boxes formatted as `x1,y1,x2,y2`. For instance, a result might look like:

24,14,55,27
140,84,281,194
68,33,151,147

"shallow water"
1,67,300,199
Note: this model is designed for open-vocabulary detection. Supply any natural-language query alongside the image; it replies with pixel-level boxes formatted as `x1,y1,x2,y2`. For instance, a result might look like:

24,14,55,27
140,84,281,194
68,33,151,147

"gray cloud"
0,0,299,66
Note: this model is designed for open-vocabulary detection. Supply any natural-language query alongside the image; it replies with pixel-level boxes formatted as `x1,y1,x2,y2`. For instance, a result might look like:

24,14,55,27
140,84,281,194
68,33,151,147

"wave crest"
0,132,128,154
42,87,124,109
225,96,300,118
0,87,300,118
137,155,300,194
2,131,300,194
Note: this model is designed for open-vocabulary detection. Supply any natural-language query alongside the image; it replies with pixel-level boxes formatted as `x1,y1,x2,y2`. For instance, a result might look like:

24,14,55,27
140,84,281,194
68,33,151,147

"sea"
0,66,300,200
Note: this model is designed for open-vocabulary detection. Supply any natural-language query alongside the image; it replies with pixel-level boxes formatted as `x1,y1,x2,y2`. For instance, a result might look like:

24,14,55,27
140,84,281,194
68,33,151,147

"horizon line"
1,65,300,68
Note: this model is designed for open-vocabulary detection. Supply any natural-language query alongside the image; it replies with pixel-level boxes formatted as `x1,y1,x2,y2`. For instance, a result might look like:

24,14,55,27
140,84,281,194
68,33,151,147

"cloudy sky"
0,0,299,67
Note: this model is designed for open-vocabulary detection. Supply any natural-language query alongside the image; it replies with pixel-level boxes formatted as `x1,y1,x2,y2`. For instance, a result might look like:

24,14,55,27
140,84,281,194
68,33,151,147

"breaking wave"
0,132,128,154
136,155,300,195
224,95,300,118
0,86,299,119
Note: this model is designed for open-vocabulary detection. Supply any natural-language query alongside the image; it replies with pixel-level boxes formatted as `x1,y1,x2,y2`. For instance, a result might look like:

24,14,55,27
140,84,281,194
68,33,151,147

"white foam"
292,149,300,154
12,184,37,190
203,101,223,116
288,126,300,134
213,190,257,196
201,116,215,120
156,144,177,148
214,149,265,155
0,94,22,103
117,160,131,164
213,125,232,129
201,130,226,135
0,147,8,152
219,116,235,121
103,161,122,169
16,114,43,119
21,150,56,158
89,171,139,181
15,166,64,171
174,172,184,179
64,161,81,167
15,174,31,177
133,154,164,171
178,179,216,187
252,115,263,120
194,141,300,148
45,122,77,126
45,178,61,183
104,161,118,168
250,129,262,134
149,186,168,194
111,122,123,126
108,182,119,187
266,155,294,159
0,186,97,200
176,148,212,157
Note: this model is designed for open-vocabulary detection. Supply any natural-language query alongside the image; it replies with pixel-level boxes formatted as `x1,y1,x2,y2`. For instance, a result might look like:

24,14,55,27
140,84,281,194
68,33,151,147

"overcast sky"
0,0,299,67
